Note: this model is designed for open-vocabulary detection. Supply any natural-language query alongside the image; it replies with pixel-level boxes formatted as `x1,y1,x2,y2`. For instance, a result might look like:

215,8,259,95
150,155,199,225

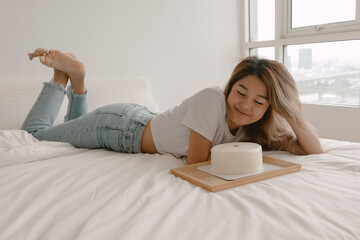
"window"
249,0,275,41
285,40,360,105
291,0,356,29
241,0,360,107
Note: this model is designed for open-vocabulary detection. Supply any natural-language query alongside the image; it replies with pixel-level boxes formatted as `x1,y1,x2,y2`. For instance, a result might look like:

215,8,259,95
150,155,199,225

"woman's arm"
187,129,212,165
285,119,323,155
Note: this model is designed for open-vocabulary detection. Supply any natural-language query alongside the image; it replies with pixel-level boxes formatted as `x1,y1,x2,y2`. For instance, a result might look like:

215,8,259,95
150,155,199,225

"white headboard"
0,77,160,130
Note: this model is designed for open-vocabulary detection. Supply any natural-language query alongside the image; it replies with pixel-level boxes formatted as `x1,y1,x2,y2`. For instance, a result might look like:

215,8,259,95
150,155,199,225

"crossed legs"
22,47,88,134
24,48,153,153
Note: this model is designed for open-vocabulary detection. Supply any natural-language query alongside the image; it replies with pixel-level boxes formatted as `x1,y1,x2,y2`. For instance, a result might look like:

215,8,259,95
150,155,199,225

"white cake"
211,142,263,175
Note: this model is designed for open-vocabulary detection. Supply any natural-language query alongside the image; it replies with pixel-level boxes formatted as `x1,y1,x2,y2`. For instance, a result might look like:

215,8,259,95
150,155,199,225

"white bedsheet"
1,130,360,240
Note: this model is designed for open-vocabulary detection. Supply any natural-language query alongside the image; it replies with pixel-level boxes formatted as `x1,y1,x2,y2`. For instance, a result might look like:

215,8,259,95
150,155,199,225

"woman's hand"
187,129,212,165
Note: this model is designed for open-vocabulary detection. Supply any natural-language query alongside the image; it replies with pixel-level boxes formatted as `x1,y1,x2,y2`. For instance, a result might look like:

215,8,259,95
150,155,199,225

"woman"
22,48,323,165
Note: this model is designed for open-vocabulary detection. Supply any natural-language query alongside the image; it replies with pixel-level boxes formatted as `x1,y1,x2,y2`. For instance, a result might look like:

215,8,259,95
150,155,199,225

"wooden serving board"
171,156,301,192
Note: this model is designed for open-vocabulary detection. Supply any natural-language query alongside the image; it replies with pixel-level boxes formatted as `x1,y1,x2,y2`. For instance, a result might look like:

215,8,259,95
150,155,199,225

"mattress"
1,129,359,239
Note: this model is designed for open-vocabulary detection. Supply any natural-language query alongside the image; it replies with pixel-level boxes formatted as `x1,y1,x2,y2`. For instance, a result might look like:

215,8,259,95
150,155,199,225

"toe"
39,56,46,65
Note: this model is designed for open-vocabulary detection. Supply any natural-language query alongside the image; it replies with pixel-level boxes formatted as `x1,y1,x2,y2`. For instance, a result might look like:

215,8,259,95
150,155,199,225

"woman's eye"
237,90,245,96
255,100,264,105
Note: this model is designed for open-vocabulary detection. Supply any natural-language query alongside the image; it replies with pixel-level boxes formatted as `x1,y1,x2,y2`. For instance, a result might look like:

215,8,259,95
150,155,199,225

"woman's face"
226,75,270,132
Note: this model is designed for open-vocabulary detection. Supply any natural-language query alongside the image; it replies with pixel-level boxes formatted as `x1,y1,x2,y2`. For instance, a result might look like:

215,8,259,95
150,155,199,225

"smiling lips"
235,106,249,116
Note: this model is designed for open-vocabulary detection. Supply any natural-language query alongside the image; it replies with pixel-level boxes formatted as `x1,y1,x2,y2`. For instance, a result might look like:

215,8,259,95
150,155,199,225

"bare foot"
28,47,49,60
28,48,87,94
28,48,78,61
28,48,85,76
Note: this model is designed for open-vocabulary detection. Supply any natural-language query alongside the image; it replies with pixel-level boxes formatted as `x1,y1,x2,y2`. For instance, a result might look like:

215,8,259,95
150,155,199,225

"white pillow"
0,77,159,130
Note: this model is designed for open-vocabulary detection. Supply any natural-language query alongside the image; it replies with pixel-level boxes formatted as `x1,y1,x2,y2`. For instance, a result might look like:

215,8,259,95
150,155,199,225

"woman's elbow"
303,146,324,155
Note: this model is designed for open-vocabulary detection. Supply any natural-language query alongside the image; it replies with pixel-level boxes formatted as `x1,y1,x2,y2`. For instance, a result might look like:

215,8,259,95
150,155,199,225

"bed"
1,77,360,240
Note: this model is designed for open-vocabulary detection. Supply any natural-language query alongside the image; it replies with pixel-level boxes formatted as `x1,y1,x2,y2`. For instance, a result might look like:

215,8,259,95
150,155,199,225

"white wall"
303,104,360,143
0,0,241,111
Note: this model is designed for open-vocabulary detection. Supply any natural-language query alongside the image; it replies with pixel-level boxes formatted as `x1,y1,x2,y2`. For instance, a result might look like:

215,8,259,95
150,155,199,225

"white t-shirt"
150,87,243,157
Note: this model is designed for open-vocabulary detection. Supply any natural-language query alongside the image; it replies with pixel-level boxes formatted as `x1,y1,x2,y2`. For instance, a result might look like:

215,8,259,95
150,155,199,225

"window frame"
286,0,360,37
240,0,360,107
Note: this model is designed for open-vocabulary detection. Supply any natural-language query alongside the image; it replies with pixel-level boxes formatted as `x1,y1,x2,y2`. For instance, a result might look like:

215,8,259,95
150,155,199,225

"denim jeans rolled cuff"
21,82,67,133
64,85,88,122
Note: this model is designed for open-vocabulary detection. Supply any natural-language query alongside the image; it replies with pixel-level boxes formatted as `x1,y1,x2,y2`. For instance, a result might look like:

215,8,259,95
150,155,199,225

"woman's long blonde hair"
224,56,309,150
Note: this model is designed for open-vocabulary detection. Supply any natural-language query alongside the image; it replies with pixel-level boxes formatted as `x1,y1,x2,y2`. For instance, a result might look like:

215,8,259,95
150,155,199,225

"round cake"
211,142,263,175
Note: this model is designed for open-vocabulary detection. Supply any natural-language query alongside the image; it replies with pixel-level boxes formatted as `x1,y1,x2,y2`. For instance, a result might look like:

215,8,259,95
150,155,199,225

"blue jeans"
21,82,156,153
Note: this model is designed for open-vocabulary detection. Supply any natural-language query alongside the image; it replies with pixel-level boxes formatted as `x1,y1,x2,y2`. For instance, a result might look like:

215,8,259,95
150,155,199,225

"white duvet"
1,130,360,240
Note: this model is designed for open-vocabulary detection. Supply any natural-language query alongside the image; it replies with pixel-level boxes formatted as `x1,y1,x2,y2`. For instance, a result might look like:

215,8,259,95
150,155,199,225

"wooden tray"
171,156,301,192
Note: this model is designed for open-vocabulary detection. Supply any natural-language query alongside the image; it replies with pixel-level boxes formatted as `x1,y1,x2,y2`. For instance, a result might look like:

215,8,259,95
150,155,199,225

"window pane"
291,0,356,28
250,47,275,60
249,0,275,41
285,40,360,106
